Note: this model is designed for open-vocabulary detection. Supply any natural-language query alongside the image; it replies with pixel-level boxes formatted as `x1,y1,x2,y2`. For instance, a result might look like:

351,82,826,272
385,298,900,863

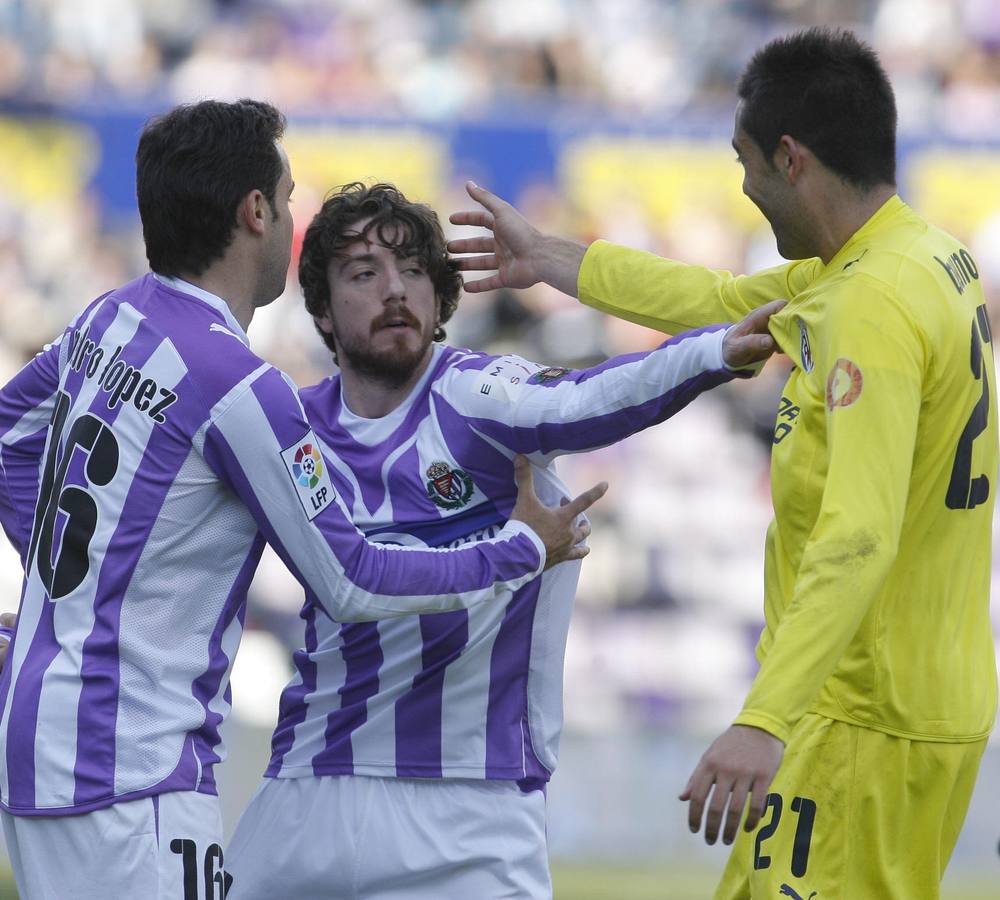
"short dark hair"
737,28,896,190
299,182,463,356
136,99,287,277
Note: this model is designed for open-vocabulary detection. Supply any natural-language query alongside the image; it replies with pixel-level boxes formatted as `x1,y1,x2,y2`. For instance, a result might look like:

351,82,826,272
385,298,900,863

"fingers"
448,210,495,229
721,778,752,845
739,299,788,335
452,254,499,271
561,481,608,518
560,544,591,562
460,273,505,294
0,612,16,628
447,238,495,255
464,180,503,214
744,777,770,833
684,765,713,835
512,453,534,495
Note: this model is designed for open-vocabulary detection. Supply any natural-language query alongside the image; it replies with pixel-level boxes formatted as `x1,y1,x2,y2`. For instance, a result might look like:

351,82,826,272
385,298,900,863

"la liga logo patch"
826,358,863,410
292,442,323,489
281,432,335,520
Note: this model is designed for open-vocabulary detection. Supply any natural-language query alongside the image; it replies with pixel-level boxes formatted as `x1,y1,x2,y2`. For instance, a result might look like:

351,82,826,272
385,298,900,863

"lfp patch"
281,433,335,519
425,461,475,510
826,358,863,410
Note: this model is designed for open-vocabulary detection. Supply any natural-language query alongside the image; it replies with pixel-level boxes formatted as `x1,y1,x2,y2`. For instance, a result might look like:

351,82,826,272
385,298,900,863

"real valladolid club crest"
425,461,475,510
528,366,571,385
798,318,814,373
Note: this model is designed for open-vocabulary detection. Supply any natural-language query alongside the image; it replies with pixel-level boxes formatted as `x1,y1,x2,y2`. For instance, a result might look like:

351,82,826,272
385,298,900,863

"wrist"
536,233,588,298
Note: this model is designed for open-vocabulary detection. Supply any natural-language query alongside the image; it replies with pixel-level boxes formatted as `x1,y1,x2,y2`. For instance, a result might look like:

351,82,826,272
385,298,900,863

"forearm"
207,372,548,622
577,241,819,333
536,233,588,298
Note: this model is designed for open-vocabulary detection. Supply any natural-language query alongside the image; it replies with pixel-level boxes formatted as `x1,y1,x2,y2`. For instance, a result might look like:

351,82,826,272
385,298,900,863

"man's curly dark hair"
299,182,463,357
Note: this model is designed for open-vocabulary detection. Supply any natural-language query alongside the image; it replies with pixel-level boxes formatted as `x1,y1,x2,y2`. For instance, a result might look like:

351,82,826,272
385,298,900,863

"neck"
338,349,435,419
177,250,261,332
808,182,896,264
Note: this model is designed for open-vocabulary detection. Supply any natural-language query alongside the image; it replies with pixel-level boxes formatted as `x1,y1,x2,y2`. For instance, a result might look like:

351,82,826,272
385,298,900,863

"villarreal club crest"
425,461,475,510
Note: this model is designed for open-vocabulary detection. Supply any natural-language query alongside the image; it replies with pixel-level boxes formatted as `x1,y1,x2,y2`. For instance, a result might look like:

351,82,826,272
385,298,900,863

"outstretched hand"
509,454,607,569
448,182,586,297
680,724,785,845
722,300,787,369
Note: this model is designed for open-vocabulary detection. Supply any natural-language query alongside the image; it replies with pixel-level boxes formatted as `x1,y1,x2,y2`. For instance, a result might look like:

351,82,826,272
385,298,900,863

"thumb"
512,453,534,494
466,180,501,214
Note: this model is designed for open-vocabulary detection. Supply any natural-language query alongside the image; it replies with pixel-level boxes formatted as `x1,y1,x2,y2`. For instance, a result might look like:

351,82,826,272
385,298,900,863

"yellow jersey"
579,196,997,743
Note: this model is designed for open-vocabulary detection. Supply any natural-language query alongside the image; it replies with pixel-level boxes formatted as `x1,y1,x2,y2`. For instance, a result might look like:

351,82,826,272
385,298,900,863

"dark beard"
334,313,434,388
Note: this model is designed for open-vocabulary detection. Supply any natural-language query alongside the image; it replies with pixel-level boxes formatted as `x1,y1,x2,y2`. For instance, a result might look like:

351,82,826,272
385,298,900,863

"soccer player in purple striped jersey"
225,183,783,899
0,102,603,900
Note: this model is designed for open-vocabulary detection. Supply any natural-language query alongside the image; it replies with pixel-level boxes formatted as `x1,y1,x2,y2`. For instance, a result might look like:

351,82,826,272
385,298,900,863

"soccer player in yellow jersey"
449,27,997,900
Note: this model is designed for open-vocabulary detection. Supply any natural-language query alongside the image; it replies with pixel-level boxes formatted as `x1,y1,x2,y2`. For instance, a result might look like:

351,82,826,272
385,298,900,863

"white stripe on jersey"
20,304,148,807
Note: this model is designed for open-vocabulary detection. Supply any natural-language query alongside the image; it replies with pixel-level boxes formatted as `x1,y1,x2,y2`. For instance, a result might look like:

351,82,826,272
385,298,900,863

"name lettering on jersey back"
934,249,979,296
68,328,178,424
773,396,800,444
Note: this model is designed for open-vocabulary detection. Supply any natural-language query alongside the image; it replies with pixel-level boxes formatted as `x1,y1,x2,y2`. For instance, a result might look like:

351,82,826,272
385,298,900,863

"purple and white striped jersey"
267,327,741,785
0,275,546,816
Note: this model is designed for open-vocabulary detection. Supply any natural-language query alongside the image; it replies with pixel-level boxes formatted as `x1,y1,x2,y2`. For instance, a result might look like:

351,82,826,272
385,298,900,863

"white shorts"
227,775,551,900
2,790,225,900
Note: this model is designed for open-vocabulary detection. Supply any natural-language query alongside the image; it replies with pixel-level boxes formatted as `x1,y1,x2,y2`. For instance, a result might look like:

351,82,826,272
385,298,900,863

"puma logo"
779,885,816,900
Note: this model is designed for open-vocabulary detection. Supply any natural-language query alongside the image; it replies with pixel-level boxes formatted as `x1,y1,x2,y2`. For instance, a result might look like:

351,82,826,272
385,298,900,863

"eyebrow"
337,252,378,272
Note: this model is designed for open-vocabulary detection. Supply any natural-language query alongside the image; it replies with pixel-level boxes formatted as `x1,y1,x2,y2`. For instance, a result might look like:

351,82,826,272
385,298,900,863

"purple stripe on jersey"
311,621,384,772
72,333,172,806
152,794,160,845
365,500,504,549
383,440,444,526
189,537,263,777
1,734,216,816
0,430,48,558
455,367,735,457
302,379,433,519
266,598,321,776
395,611,469,777
3,596,61,809
201,423,315,594
485,578,545,780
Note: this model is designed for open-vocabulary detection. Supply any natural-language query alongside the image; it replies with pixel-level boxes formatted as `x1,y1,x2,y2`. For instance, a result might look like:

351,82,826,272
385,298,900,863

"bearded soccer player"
0,101,603,900
449,28,997,900
224,182,782,899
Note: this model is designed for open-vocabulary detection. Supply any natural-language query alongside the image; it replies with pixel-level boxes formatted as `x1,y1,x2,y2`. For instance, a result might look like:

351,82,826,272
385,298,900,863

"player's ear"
775,135,806,185
238,189,268,235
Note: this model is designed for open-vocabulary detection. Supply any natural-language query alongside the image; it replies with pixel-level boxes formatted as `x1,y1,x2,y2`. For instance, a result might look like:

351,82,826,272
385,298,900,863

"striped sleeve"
438,326,740,464
0,336,64,560
200,365,545,622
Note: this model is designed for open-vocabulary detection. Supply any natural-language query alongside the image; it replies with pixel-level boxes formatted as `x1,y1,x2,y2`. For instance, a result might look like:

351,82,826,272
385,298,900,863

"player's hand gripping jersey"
0,275,548,815
267,328,744,783
579,195,997,744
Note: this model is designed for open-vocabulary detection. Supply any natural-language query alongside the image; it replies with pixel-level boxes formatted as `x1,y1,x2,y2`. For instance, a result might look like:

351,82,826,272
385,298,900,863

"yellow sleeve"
577,240,824,333
734,277,929,742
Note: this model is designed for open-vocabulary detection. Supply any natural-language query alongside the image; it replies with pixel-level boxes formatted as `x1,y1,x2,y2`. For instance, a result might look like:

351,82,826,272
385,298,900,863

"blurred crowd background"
1,0,999,895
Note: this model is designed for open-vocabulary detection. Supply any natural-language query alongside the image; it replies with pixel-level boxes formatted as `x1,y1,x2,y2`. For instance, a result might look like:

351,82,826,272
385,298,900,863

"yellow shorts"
713,713,986,900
